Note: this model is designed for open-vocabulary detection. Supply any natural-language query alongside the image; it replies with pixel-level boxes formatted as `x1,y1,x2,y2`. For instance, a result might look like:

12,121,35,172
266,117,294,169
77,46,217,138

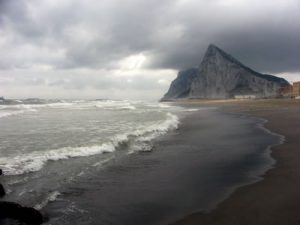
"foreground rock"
0,202,44,225
0,170,4,197
162,44,290,100
0,183,4,197
0,169,43,225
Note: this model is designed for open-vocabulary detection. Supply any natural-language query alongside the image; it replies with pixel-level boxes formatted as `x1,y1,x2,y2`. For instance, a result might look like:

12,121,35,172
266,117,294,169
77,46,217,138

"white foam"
128,112,179,153
0,100,137,119
92,157,114,167
128,142,153,154
0,100,140,114
0,109,37,118
184,108,200,112
0,112,179,175
0,104,41,119
94,100,137,110
46,102,74,108
0,143,116,175
145,102,171,108
0,110,25,118
0,104,43,110
34,191,61,210
119,105,136,110
158,103,171,108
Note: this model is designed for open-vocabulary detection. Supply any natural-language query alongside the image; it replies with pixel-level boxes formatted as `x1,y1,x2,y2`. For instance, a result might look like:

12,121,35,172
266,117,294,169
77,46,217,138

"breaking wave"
34,191,61,210
0,105,38,118
0,110,30,118
0,100,140,117
0,113,179,176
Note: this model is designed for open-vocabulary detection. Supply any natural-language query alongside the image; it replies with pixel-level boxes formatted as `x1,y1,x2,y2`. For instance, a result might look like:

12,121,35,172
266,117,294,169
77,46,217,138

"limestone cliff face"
162,68,198,99
162,44,290,100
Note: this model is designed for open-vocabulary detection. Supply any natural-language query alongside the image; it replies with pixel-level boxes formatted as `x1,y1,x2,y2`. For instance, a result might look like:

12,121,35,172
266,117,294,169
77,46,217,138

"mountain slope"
162,44,290,100
162,68,198,99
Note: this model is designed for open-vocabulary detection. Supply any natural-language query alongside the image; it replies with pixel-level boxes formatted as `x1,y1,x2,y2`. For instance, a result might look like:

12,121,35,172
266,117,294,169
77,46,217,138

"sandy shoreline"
171,99,300,225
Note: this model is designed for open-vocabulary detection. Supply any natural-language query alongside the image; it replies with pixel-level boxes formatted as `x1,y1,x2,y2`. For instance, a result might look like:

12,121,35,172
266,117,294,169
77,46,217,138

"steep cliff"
162,68,198,99
162,44,290,100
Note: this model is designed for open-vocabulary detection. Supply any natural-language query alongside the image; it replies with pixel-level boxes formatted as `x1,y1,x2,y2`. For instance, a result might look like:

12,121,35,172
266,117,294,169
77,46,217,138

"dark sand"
42,105,279,225
172,99,300,225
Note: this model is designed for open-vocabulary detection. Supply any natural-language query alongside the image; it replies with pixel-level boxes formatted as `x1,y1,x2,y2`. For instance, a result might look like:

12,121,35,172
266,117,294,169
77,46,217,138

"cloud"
0,0,299,98
147,0,300,73
0,67,176,99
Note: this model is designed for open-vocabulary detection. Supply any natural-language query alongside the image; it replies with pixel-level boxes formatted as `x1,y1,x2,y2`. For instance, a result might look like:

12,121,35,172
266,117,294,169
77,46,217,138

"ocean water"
0,99,282,225
0,99,184,222
0,100,179,176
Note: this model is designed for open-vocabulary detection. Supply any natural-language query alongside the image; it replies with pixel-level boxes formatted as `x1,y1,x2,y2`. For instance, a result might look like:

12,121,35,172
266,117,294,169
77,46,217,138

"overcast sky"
0,0,299,100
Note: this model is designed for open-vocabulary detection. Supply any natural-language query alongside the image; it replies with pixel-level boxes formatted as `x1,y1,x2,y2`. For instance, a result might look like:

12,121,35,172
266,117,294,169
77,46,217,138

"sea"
0,99,282,225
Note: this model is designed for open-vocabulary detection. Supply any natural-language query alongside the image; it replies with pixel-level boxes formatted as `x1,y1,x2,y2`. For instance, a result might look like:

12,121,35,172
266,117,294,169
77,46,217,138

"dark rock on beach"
0,202,44,225
0,184,4,198
0,169,43,225
0,169,5,197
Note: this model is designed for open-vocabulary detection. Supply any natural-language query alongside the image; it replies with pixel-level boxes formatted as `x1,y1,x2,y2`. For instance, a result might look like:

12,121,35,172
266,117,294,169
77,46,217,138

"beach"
0,100,283,225
172,99,300,225
1,99,298,224
63,107,280,225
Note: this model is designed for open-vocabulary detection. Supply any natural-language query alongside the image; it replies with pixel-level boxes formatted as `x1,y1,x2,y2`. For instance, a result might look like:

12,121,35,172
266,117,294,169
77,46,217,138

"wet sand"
42,106,279,225
172,99,300,225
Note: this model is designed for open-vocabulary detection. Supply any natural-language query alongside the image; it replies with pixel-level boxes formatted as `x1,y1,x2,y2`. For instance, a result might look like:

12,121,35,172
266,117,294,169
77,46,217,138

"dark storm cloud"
217,25,300,73
0,0,299,73
0,0,173,70
147,0,300,73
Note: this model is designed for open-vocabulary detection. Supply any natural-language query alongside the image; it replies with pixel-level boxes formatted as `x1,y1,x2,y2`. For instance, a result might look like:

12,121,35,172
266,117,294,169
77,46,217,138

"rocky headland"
162,44,290,100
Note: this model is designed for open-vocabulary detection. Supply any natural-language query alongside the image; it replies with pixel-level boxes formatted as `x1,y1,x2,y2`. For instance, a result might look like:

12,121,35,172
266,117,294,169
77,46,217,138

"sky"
0,0,299,100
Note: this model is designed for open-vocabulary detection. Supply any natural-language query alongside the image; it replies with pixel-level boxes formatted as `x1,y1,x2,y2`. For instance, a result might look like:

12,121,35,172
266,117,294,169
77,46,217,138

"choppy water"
0,100,180,203
0,99,282,225
0,100,180,176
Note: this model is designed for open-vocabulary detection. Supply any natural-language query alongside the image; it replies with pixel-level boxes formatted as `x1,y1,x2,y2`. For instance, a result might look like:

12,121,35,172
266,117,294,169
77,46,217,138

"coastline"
1,99,297,224
37,103,280,225
171,99,300,225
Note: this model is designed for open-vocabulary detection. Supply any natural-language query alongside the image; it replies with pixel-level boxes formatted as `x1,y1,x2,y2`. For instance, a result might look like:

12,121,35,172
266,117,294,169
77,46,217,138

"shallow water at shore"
46,108,281,225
